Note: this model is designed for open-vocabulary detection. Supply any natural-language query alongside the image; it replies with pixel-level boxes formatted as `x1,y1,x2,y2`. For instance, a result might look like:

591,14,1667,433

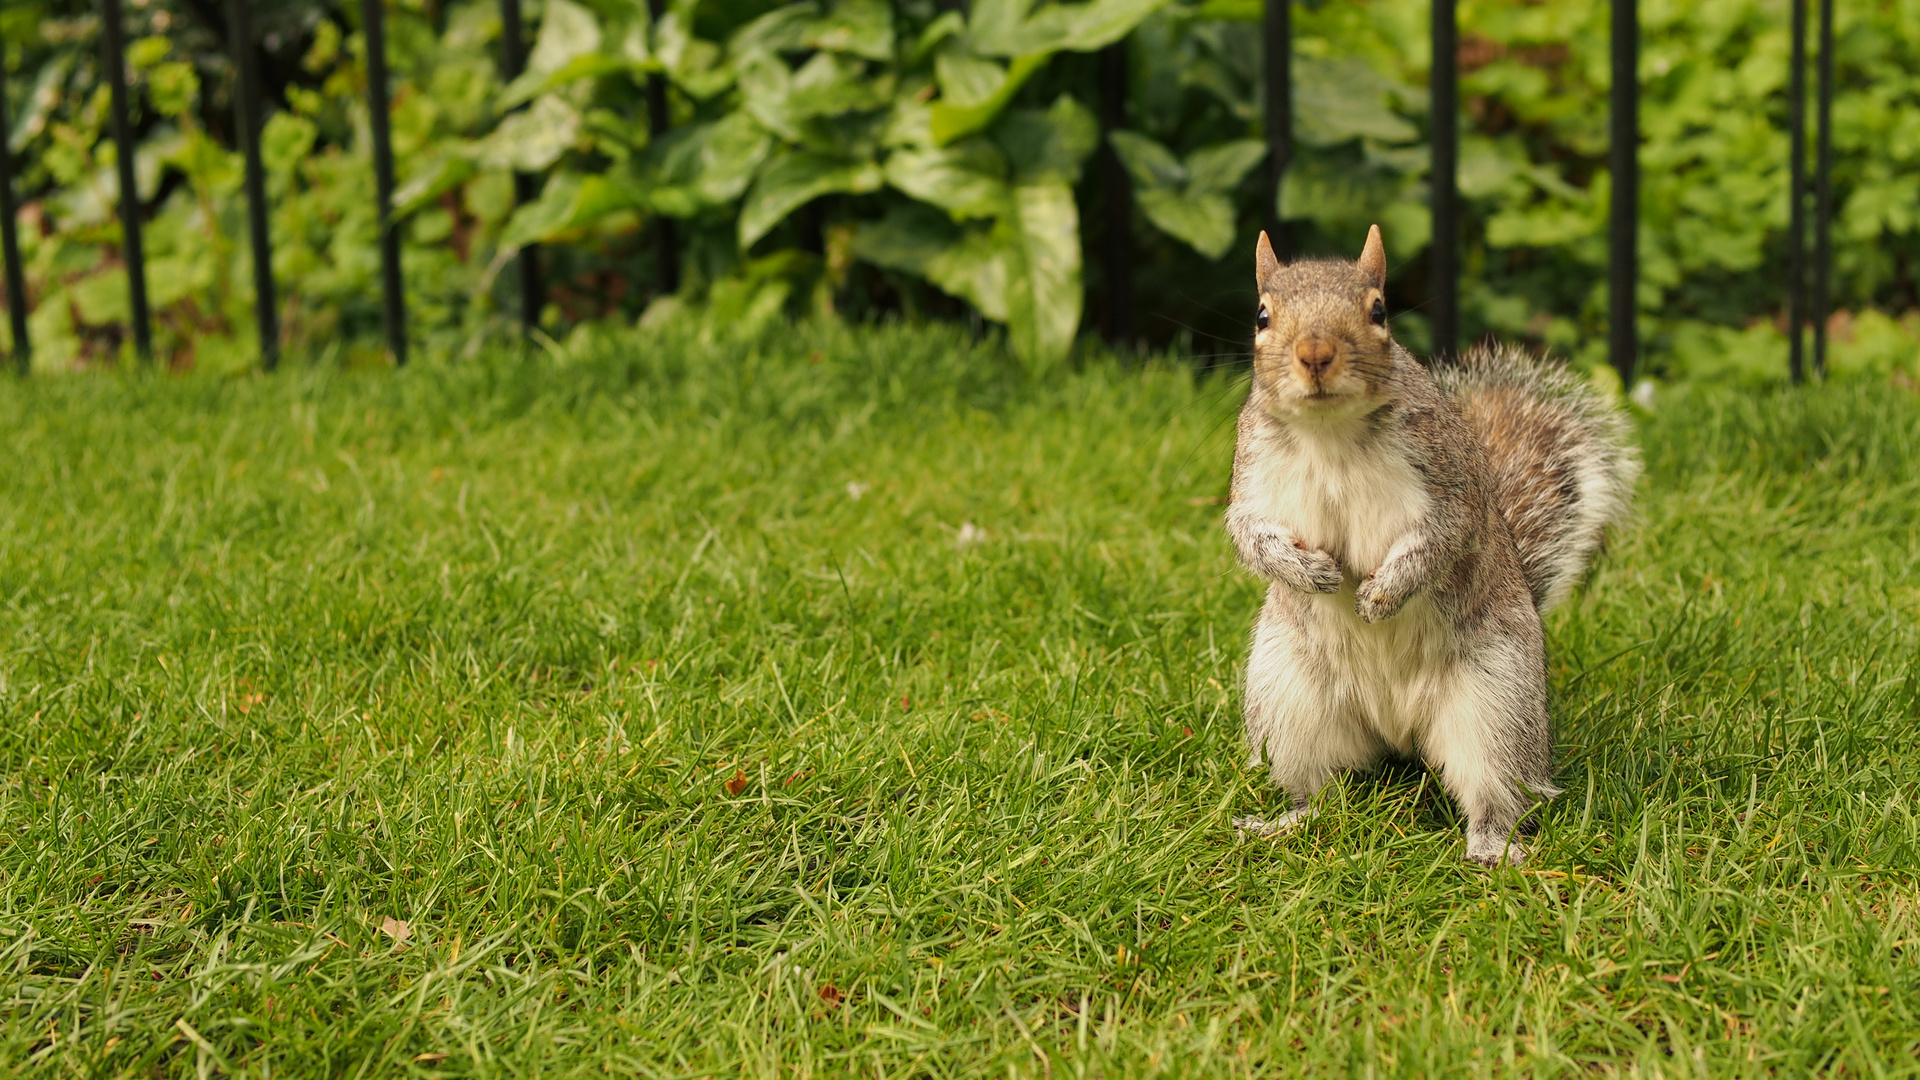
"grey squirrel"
1226,226,1639,866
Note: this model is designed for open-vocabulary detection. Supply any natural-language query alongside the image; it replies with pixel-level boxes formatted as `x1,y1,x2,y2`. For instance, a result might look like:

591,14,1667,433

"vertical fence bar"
500,0,543,333
1609,0,1638,385
0,40,30,374
360,0,407,365
1811,0,1834,379
1786,0,1807,384
101,0,153,363
1098,41,1133,345
228,0,278,370
646,0,678,295
1261,0,1290,254
1429,0,1458,359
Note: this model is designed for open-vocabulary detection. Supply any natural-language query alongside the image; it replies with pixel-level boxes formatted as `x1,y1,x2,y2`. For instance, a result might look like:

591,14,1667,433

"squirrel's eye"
1256,305,1269,331
1369,298,1386,326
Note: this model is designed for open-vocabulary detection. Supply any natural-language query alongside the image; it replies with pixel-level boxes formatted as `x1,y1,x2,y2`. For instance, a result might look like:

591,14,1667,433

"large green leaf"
731,0,892,63
927,231,1015,323
1293,57,1418,147
1279,156,1411,236
738,152,884,248
393,153,477,217
656,1,735,99
1003,181,1080,371
788,53,890,118
1192,0,1258,19
1378,197,1432,256
965,0,1035,55
848,205,1011,321
1107,130,1184,190
695,114,779,203
1112,134,1262,259
527,0,602,75
618,1,657,66
501,53,630,109
934,44,1010,110
735,53,801,141
500,172,642,249
471,96,581,172
643,113,775,210
1137,189,1235,259
909,10,965,63
929,52,1048,145
806,0,895,61
884,138,1010,220
1184,139,1266,197
970,0,1171,56
1033,0,1171,52
729,3,819,58
995,95,1099,185
7,55,73,155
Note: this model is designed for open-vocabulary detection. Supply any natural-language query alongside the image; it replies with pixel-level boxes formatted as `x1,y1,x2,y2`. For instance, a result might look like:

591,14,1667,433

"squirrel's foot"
1234,806,1316,838
1464,837,1528,868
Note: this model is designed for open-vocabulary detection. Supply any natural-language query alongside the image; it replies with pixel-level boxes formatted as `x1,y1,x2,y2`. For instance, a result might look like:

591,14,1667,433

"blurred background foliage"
3,0,1920,382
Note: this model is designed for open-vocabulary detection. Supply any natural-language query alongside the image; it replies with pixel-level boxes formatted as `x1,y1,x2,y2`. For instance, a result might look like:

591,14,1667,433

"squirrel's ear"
1255,231,1282,284
1357,225,1387,289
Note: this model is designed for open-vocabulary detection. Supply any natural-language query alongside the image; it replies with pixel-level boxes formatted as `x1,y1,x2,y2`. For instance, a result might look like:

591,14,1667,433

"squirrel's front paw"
1291,544,1344,593
1355,574,1405,622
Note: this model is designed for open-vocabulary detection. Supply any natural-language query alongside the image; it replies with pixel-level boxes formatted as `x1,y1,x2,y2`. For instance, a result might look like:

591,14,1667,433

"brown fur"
1439,345,1641,611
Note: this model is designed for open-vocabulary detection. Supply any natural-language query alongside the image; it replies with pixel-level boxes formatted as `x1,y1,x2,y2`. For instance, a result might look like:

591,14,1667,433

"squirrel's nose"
1294,337,1337,377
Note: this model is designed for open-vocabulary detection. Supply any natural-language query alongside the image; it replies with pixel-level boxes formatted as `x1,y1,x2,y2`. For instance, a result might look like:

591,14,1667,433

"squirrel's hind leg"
1242,597,1385,832
1421,645,1559,868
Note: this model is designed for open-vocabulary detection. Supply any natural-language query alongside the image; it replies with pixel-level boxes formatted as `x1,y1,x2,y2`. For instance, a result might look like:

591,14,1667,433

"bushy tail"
1438,344,1641,612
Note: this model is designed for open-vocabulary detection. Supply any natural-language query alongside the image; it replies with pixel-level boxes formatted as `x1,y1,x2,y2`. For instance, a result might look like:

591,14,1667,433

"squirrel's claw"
1301,549,1344,593
1354,575,1403,622
1465,841,1528,868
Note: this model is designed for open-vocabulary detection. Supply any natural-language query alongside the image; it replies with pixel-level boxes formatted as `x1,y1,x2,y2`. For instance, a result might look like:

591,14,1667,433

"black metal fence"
0,0,1841,384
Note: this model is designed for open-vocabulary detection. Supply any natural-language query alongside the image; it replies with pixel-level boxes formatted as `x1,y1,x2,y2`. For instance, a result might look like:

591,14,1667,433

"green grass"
1,321,1917,1078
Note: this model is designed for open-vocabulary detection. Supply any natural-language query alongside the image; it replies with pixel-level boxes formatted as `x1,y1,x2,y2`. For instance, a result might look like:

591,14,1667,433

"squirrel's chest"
1242,437,1431,573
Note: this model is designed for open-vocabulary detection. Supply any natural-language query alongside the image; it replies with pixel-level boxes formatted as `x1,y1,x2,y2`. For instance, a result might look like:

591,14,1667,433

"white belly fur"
1239,421,1430,575
1245,422,1443,753
1295,586,1449,754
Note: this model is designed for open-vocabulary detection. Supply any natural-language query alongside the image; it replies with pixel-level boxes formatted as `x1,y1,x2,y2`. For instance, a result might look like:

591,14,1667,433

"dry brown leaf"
379,916,411,948
414,1052,451,1064
818,984,843,1006
725,768,747,796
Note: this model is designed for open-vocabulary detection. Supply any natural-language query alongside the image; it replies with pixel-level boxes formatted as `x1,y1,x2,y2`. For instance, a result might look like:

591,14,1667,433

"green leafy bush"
3,0,1919,382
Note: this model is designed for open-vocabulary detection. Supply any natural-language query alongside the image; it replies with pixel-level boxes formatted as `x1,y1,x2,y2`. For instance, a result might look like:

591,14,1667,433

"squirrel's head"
1251,225,1397,416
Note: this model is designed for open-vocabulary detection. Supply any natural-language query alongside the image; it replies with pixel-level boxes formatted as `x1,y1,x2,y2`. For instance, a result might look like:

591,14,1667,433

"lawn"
1,321,1917,1077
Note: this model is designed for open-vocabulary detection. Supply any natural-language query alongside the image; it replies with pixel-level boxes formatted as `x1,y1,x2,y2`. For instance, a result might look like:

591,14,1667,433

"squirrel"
1225,225,1640,866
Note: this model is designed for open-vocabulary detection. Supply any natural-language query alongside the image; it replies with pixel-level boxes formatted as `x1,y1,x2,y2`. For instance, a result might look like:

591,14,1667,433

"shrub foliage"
3,0,1920,379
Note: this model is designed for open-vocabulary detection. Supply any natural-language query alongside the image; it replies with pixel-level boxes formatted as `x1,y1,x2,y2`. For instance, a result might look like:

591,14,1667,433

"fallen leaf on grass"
414,1052,451,1064
379,917,411,948
725,769,747,796
818,984,843,1006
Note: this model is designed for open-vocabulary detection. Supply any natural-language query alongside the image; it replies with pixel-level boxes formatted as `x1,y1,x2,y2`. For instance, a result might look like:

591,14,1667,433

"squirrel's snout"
1293,337,1338,380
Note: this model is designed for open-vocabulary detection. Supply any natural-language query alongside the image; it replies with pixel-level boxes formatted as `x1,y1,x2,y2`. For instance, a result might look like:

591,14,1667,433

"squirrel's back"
1436,344,1640,612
